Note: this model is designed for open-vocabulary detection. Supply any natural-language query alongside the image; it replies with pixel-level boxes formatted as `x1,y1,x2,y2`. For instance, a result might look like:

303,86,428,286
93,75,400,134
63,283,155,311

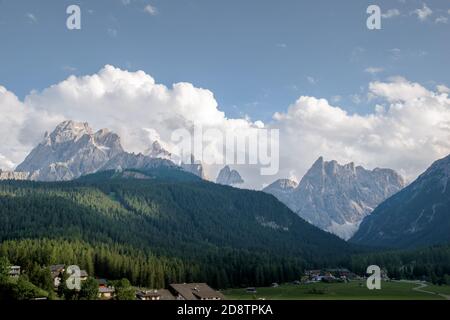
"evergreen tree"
112,278,135,300
0,257,9,282
79,277,98,300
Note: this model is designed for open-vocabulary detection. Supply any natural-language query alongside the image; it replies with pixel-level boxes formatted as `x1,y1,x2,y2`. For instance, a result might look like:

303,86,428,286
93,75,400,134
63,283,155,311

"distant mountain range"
1,121,357,286
12,120,203,181
5,120,450,250
351,154,450,248
263,157,406,240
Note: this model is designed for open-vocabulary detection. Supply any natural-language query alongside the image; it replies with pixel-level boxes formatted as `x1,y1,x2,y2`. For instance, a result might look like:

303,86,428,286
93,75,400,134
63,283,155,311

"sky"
0,0,449,188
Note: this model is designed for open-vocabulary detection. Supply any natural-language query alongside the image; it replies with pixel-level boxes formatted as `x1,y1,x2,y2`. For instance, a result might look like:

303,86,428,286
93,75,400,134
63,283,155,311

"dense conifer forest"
0,169,352,290
1,168,450,300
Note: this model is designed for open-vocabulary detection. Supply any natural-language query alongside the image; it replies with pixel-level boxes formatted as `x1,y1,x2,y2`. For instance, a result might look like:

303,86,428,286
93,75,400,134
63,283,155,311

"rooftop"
170,283,224,300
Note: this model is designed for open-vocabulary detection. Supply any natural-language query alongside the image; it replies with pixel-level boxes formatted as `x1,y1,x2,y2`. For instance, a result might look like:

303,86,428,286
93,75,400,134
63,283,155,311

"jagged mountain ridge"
12,120,204,181
16,121,124,181
264,157,405,240
100,152,176,172
146,141,172,160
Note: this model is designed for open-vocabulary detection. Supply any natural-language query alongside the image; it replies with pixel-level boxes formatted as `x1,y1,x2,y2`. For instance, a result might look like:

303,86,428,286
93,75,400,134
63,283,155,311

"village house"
80,270,89,281
326,268,355,280
136,289,175,300
50,264,65,274
304,268,357,283
97,279,115,299
98,286,115,299
9,266,21,278
96,278,108,288
169,283,225,300
50,264,65,288
305,269,322,278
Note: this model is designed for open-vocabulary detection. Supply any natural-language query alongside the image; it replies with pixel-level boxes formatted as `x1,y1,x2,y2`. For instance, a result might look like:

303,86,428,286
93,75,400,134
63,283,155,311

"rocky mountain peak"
264,179,298,193
264,157,405,240
262,179,298,206
310,156,325,171
413,154,449,183
16,120,124,181
48,120,93,144
146,141,172,160
216,166,244,186
13,120,206,181
417,154,450,192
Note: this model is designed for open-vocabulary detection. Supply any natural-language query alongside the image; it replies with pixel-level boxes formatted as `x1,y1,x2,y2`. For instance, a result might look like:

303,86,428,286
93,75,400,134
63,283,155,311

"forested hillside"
350,245,450,284
351,154,450,248
0,168,355,288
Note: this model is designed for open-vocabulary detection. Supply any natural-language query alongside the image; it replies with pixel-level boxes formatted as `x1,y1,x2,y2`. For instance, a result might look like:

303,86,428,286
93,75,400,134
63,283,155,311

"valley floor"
223,280,450,300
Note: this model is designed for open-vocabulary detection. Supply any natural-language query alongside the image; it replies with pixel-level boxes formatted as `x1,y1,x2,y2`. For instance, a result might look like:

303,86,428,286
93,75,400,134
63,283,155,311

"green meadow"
223,281,450,300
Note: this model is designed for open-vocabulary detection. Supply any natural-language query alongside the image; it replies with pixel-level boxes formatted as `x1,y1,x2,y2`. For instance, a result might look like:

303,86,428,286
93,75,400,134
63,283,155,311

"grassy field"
223,281,450,300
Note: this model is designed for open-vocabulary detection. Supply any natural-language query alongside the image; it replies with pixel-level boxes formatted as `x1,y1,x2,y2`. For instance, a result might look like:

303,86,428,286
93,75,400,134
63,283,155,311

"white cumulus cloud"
435,16,448,24
271,78,450,182
437,84,450,94
144,4,158,16
413,4,433,21
1,66,450,189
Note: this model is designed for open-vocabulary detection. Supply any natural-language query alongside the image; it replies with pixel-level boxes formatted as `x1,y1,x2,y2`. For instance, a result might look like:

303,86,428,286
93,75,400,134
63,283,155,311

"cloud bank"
272,78,450,182
1,65,449,188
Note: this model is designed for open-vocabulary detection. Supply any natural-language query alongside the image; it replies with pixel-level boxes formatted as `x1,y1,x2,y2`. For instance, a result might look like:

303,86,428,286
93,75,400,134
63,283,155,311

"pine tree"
79,277,98,300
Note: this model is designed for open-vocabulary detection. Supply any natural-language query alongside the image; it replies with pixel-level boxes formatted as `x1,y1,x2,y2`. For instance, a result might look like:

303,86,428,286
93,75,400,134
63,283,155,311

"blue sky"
1,0,449,122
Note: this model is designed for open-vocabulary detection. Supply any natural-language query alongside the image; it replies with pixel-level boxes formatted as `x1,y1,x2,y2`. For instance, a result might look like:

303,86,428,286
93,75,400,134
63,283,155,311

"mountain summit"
16,120,124,181
146,141,172,160
15,121,197,181
216,166,244,186
264,157,405,239
263,178,298,206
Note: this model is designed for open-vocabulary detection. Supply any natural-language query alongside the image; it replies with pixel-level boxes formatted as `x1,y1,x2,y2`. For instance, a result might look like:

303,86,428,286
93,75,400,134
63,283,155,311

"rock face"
16,121,124,181
216,166,244,186
263,157,405,240
181,154,205,179
146,141,172,160
0,170,31,181
14,121,204,181
146,142,205,178
263,179,298,207
100,152,176,172
351,154,450,248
